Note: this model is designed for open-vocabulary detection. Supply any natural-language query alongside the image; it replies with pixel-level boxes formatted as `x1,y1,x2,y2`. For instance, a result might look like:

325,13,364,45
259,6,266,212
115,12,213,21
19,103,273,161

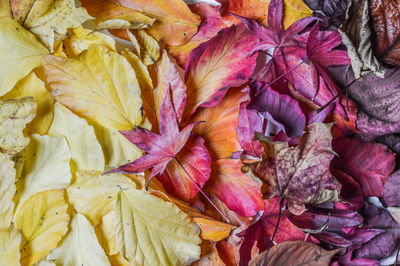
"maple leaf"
251,123,337,215
107,86,209,199
238,197,307,266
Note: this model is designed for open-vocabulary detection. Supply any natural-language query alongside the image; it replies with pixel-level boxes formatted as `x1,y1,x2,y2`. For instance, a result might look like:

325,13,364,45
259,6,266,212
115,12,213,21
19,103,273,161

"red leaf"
108,86,205,192
157,134,211,201
207,159,263,217
236,101,263,158
331,137,396,197
184,23,258,118
238,197,307,266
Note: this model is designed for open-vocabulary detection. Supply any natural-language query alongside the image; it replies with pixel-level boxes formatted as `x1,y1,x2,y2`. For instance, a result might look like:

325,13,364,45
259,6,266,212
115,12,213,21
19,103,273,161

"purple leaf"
383,170,400,207
248,83,306,138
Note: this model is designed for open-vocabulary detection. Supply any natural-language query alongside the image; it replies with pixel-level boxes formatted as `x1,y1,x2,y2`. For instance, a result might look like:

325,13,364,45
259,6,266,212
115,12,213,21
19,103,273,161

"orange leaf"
189,87,249,160
183,23,258,118
81,0,201,46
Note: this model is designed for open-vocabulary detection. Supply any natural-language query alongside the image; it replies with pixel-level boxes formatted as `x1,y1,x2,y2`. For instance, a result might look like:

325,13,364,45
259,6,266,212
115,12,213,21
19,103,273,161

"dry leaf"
44,45,143,131
114,188,201,265
16,134,71,210
15,189,69,265
48,103,105,171
0,153,16,230
67,170,135,225
2,72,54,135
0,18,48,96
0,97,36,156
0,225,22,265
47,213,111,266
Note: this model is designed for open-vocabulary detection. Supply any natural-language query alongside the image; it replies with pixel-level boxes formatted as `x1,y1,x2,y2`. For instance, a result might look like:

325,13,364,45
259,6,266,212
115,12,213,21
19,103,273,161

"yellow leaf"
48,213,111,266
64,26,116,57
67,170,135,225
123,50,153,91
0,153,16,230
96,211,119,255
16,134,71,210
0,97,37,155
127,30,160,65
97,16,154,30
0,18,48,96
108,253,130,266
94,125,145,170
114,188,201,266
282,0,312,28
2,72,53,135
15,189,69,266
151,190,235,242
81,0,201,46
44,45,143,131
22,0,92,51
49,103,105,171
0,225,21,265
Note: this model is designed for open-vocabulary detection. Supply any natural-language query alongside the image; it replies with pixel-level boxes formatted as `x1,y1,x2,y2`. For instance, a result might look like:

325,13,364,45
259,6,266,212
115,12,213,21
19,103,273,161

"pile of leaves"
1,0,400,265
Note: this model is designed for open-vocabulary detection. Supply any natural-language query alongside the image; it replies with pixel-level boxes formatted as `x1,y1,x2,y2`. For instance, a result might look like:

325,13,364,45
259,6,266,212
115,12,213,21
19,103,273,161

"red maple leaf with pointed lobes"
106,86,204,185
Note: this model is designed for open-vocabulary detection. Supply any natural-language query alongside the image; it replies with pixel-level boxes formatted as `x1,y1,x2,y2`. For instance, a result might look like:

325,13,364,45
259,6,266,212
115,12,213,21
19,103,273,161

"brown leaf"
250,241,337,266
251,123,338,215
370,0,400,66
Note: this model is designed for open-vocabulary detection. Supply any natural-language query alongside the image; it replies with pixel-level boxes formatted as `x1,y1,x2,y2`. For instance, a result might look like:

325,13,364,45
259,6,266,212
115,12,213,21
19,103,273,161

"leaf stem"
255,59,306,97
173,156,231,224
263,195,284,261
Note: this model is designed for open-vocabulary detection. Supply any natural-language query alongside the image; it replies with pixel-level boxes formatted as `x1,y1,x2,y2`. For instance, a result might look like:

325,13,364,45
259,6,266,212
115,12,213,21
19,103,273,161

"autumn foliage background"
1,0,400,265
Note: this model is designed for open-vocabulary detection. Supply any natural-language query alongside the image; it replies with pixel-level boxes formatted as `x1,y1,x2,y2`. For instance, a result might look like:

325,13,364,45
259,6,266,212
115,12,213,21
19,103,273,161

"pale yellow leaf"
15,189,69,266
47,213,110,266
44,45,143,131
2,72,53,135
114,188,201,266
96,211,119,255
0,225,21,265
23,0,93,51
0,97,37,155
388,207,400,226
36,260,55,266
122,50,153,91
49,103,105,171
67,170,135,225
0,153,16,229
98,17,153,30
0,18,48,96
94,125,144,171
16,134,71,211
127,30,160,66
64,26,116,57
